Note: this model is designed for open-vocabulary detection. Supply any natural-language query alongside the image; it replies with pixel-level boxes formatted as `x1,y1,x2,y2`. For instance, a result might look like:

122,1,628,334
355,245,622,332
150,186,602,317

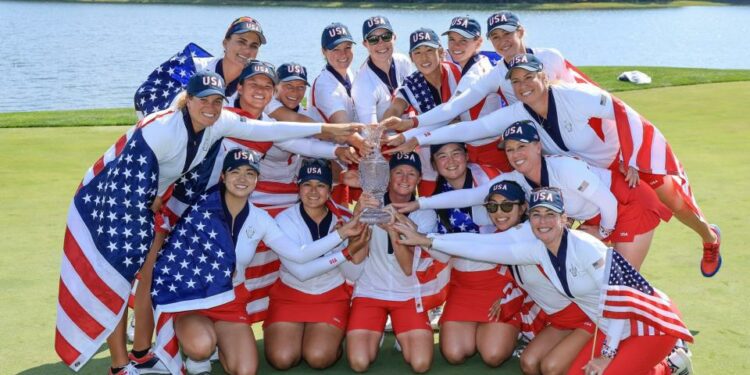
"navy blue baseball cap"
443,16,481,39
362,16,394,39
186,71,226,98
223,148,261,174
505,53,544,79
298,158,333,187
239,60,277,84
389,151,422,174
277,63,309,86
322,22,356,50
429,142,466,158
409,28,441,53
487,11,521,36
486,180,526,203
529,187,565,214
500,120,540,148
225,16,267,45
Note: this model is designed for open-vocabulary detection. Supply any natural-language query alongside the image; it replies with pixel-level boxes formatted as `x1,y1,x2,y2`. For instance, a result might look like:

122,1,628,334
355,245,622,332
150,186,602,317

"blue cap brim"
410,41,441,53
324,37,355,51
487,24,519,37
232,29,267,45
364,26,393,39
530,203,564,214
442,29,479,39
279,76,310,86
505,65,541,79
193,88,226,98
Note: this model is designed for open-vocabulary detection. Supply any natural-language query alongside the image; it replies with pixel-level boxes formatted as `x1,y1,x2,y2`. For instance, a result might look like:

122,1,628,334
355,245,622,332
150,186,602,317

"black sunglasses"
366,32,394,45
484,201,521,213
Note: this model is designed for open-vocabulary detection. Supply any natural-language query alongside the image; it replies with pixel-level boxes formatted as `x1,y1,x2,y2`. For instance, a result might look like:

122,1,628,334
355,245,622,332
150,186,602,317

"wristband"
600,343,618,359
411,116,419,127
342,248,353,261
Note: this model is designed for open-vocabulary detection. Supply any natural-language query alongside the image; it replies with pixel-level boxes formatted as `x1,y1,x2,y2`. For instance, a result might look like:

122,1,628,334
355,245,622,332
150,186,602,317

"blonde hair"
173,91,189,110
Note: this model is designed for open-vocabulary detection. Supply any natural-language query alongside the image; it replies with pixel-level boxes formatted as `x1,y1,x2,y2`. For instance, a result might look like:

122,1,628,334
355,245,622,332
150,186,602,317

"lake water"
1,1,749,113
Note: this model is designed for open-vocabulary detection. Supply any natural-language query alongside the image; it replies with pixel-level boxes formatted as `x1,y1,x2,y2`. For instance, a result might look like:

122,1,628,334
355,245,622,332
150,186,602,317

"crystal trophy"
358,124,391,224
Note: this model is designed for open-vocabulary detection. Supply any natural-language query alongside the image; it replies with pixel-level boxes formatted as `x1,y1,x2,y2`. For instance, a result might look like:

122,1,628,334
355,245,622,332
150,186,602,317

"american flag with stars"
435,181,479,235
400,72,438,114
153,189,237,374
600,249,693,343
55,125,160,371
134,43,213,117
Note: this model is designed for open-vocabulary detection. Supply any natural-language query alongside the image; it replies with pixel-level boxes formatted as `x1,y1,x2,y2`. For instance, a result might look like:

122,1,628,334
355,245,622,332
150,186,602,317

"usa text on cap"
487,11,521,36
186,71,226,98
322,22,356,50
409,28,441,53
505,53,544,79
225,16,267,45
223,148,261,174
442,16,481,39
298,159,333,187
500,120,539,148
389,151,422,174
362,16,393,39
277,63,309,86
529,187,565,214
239,60,277,84
487,180,526,203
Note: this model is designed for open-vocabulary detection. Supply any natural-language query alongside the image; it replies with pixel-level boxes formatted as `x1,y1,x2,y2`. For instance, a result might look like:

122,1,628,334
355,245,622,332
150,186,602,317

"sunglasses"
366,32,394,45
484,201,521,213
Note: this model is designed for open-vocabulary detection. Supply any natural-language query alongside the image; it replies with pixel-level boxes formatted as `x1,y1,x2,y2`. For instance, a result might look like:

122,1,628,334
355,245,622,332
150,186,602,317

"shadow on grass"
20,336,523,374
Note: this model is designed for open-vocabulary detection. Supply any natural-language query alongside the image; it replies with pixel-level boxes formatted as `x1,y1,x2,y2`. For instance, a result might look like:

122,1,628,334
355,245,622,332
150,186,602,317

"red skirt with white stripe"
440,268,520,327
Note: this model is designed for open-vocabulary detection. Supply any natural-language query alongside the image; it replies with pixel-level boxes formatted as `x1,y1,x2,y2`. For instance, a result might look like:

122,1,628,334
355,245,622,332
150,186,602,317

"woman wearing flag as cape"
387,52,722,279
55,71,361,375
394,187,694,375
135,16,268,118
150,149,366,375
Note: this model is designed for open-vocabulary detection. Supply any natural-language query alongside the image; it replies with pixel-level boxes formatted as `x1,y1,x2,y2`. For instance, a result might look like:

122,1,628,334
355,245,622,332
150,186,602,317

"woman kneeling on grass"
263,159,370,370
150,149,365,375
394,187,694,375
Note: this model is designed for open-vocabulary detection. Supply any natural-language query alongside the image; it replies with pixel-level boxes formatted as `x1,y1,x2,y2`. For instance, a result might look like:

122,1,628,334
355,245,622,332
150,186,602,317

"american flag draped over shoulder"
400,72,438,114
134,43,213,118
564,60,702,216
56,123,161,371
600,249,693,343
153,189,236,375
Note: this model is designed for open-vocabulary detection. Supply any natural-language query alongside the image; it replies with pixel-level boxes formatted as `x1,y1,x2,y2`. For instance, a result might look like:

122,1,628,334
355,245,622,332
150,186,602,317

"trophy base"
359,208,392,225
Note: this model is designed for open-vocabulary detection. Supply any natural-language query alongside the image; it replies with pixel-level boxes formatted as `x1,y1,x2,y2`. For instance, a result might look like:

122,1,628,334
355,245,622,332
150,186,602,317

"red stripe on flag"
113,134,128,156
244,259,281,279
63,228,124,314
587,118,606,142
636,120,655,172
55,329,81,366
58,279,105,339
255,180,300,194
91,157,106,178
469,98,486,120
612,98,634,168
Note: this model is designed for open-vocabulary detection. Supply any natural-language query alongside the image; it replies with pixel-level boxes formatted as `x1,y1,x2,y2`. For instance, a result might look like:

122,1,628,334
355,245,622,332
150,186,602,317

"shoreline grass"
1,66,749,129
23,0,730,11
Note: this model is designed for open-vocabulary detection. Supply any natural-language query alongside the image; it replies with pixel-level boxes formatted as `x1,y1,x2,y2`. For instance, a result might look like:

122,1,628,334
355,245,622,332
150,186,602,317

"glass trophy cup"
358,124,391,224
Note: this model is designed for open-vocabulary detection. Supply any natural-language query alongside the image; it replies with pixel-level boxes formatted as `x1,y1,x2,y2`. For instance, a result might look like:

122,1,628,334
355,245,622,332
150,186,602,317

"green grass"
2,67,749,129
24,0,730,11
1,82,749,374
